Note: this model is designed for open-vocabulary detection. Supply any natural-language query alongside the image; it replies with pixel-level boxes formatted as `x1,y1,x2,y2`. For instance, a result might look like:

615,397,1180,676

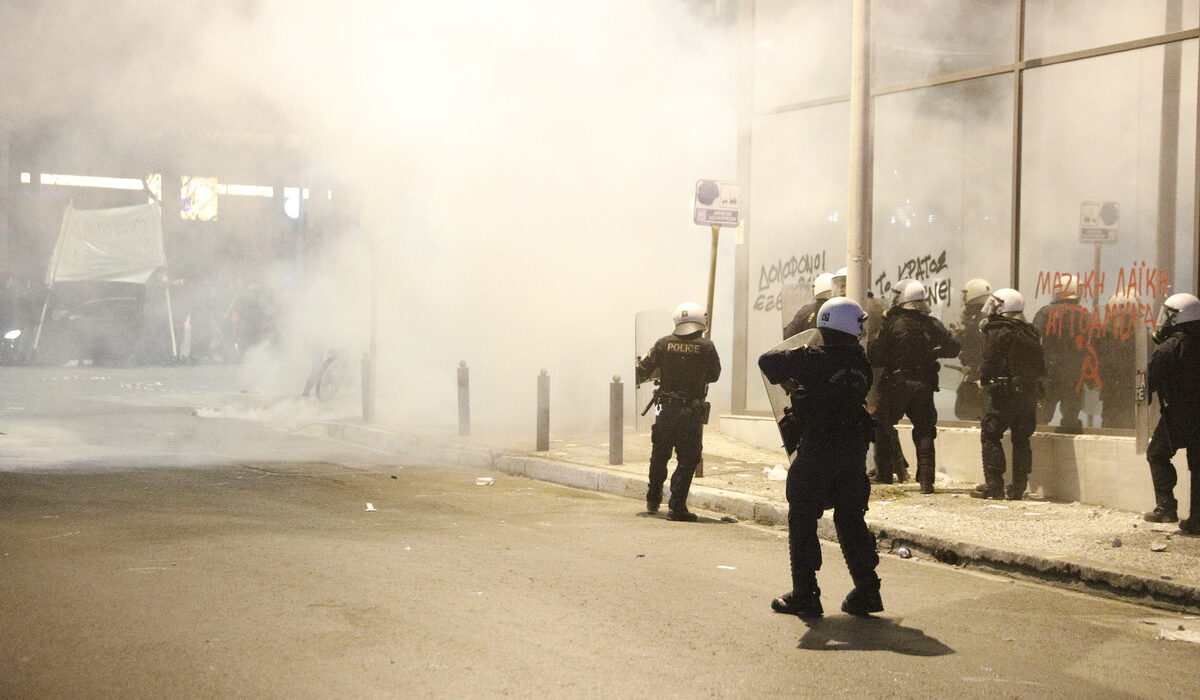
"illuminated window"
41,173,145,190
181,176,219,221
221,184,274,197
20,172,31,184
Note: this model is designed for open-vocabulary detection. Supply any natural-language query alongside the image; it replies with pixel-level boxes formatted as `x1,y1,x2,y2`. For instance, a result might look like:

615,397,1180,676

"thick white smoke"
1,1,739,434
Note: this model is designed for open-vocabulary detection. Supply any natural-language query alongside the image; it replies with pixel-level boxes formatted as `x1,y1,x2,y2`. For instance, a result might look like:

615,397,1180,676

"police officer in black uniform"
760,297,881,618
635,301,721,522
868,280,960,493
954,278,992,421
782,269,842,339
1143,292,1200,533
1033,274,1086,431
970,288,1046,500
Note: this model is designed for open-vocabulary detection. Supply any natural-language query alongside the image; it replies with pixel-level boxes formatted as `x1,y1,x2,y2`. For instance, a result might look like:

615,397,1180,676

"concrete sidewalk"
318,420,1200,615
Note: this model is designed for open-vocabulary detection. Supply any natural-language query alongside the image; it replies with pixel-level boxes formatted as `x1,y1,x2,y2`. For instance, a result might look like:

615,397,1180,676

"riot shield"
760,327,823,462
634,309,672,431
779,282,808,336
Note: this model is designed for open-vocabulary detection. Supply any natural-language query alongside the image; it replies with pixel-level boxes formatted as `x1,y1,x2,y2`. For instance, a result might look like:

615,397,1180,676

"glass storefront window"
1019,42,1198,430
1025,0,1199,59
873,74,1014,422
746,103,850,412
873,0,1018,88
753,0,851,111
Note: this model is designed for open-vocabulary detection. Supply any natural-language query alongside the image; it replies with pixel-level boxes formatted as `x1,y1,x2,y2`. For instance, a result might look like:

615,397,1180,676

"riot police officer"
970,288,1046,500
1033,274,1087,431
866,279,915,483
1143,292,1200,534
783,271,838,338
868,280,960,493
954,278,992,421
759,297,882,617
635,302,721,522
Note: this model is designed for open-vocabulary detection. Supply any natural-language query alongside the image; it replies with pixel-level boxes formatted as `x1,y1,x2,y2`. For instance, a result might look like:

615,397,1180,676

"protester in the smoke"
868,279,960,493
953,278,992,422
1142,293,1200,534
759,297,882,618
866,279,915,484
1033,274,1088,431
635,302,720,522
1096,291,1140,430
783,272,836,339
971,288,1045,501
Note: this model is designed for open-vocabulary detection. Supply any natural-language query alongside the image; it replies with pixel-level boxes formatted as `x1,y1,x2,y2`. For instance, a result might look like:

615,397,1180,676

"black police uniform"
867,307,960,491
1145,319,1200,531
783,299,822,339
954,302,987,421
759,328,880,616
1033,299,1087,431
976,314,1045,500
635,330,721,519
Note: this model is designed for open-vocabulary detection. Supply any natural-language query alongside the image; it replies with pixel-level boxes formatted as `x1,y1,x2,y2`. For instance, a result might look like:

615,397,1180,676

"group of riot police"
634,270,1200,620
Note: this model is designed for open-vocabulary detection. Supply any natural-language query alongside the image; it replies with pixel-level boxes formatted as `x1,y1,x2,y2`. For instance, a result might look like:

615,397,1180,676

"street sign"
694,179,742,227
1080,201,1119,244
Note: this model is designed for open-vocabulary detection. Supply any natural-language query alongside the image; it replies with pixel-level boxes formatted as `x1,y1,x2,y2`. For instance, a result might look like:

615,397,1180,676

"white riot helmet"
672,301,707,335
890,278,916,307
1052,273,1080,303
1156,293,1200,329
812,273,836,302
832,267,848,297
1107,289,1138,310
962,278,993,306
895,279,929,312
817,296,866,337
982,288,1025,317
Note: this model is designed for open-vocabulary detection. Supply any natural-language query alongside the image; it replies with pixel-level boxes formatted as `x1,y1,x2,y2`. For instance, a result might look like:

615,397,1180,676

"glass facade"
739,0,1200,433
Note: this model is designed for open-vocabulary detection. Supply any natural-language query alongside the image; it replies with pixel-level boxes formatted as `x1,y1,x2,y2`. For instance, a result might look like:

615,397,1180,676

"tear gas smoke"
1,1,738,434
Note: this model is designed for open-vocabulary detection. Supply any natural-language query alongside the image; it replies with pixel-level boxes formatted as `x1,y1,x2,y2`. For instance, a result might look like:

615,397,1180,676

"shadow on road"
798,616,955,656
634,511,736,524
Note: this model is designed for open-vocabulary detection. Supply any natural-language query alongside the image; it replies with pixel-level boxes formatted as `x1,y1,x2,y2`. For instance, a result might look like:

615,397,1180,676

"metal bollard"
361,353,375,422
536,369,550,451
457,361,470,436
609,375,623,465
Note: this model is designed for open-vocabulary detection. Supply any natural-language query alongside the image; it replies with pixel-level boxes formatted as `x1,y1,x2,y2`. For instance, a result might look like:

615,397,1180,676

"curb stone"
322,422,1200,615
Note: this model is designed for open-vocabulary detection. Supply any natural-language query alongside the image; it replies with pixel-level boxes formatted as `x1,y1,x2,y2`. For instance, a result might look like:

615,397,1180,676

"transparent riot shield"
779,282,808,336
634,309,672,432
760,328,823,462
1135,328,1159,454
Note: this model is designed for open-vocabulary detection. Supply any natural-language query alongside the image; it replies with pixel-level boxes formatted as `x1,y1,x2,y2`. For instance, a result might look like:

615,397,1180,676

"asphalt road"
2,366,1199,698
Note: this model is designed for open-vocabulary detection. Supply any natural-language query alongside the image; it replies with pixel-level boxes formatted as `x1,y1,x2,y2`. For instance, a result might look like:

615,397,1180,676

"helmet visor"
1157,303,1178,330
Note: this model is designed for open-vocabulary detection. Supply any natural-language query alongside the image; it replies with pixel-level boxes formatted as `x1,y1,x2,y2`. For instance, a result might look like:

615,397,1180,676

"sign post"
693,179,741,478
693,179,742,340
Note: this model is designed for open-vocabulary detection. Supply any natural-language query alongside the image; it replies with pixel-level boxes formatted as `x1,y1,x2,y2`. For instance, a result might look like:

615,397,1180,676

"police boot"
970,480,1004,500
1143,492,1178,523
841,573,883,617
1006,480,1027,501
771,572,822,618
916,464,935,494
1181,518,1200,536
666,501,698,522
645,486,662,513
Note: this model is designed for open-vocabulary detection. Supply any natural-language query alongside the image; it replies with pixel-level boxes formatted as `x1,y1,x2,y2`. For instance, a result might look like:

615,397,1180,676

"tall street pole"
847,0,872,310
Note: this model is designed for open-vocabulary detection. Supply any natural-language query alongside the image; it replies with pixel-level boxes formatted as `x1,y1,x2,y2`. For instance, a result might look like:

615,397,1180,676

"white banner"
45,202,165,284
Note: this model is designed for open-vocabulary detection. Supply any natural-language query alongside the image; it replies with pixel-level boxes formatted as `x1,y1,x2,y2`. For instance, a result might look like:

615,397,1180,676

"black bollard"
610,375,623,465
536,369,550,451
457,361,470,436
